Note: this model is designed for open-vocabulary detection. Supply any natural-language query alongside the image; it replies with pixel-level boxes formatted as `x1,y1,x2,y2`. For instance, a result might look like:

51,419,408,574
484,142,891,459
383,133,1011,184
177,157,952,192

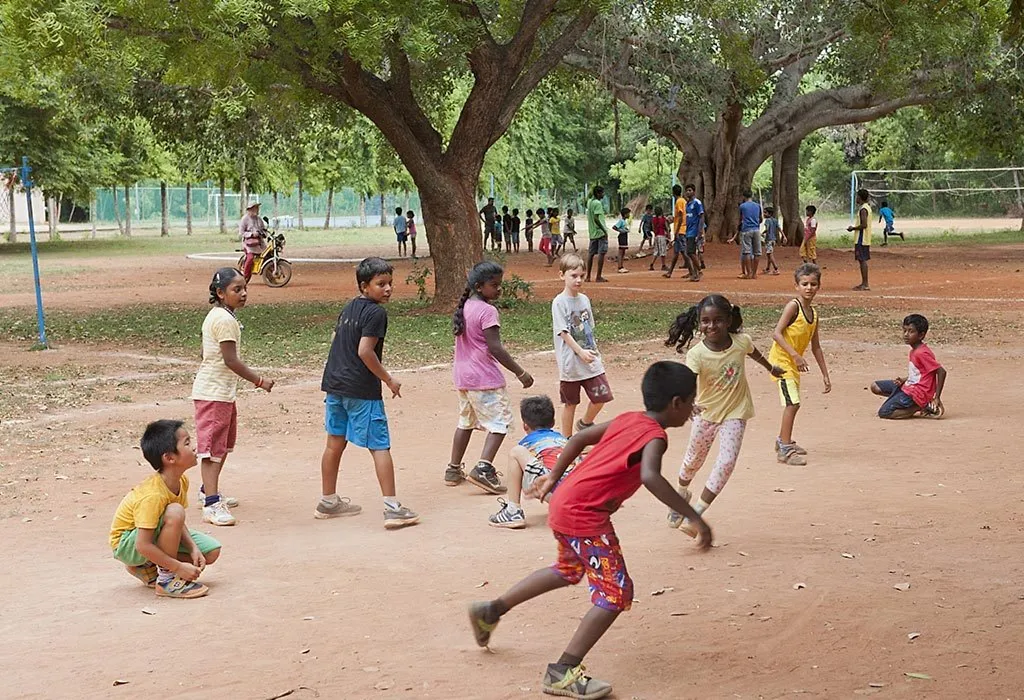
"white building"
1,184,48,232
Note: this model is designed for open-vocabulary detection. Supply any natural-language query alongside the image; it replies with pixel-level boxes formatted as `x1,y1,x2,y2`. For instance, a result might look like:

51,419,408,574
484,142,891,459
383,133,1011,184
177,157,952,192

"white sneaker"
202,500,237,526
197,490,239,510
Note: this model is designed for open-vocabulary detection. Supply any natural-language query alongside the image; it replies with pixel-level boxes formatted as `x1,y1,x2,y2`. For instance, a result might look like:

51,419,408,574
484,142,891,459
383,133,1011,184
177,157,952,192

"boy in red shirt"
870,314,947,419
468,361,711,700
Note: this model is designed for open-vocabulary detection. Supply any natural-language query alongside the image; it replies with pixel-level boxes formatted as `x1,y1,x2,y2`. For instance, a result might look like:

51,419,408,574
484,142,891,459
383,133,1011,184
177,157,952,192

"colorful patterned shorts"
550,531,633,611
457,388,514,434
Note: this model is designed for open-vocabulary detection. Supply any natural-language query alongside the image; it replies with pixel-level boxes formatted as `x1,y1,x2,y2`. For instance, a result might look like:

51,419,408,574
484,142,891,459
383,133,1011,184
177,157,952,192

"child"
316,257,420,528
549,207,563,256
192,268,275,527
768,263,832,465
537,208,554,265
553,253,614,438
445,261,535,493
563,208,578,251
613,207,630,273
511,208,522,253
468,361,711,700
638,203,653,253
847,188,872,291
762,206,786,275
871,314,946,419
109,419,222,598
664,294,784,534
801,205,818,264
502,206,513,253
406,210,418,259
393,206,408,257
649,205,669,271
525,209,535,253
488,395,575,529
493,216,504,252
878,200,902,246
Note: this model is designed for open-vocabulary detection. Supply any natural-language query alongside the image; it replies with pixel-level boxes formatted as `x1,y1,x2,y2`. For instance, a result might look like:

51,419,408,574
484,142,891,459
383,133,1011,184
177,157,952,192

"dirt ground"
2,238,1024,699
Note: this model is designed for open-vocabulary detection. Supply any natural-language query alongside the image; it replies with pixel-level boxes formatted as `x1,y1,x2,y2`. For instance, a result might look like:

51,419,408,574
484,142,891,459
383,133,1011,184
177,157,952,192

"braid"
452,285,473,336
665,303,701,352
729,304,744,334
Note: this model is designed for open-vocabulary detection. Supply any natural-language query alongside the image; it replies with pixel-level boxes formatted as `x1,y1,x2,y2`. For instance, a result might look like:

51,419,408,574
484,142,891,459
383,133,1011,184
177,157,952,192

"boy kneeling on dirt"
109,419,222,599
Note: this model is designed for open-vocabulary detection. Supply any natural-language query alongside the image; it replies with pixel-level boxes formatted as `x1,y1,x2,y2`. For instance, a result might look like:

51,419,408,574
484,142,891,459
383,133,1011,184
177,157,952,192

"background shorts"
617,232,628,248
588,236,609,256
855,244,871,261
740,229,762,258
396,233,408,243
765,240,775,255
673,237,686,254
874,379,918,417
457,388,513,434
685,237,699,256
325,394,391,450
800,237,817,260
777,377,801,406
559,374,614,406
113,518,221,567
550,531,633,612
194,400,236,461
653,236,668,256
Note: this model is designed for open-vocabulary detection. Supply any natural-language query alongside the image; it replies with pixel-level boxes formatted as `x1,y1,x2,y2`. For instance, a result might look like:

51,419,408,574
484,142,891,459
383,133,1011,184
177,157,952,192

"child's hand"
176,562,202,581
529,474,554,501
770,364,786,378
386,377,402,398
929,398,944,415
795,355,810,372
519,371,534,389
894,376,905,387
191,548,206,570
691,404,705,416
822,376,832,393
261,378,275,392
693,518,713,551
577,349,598,364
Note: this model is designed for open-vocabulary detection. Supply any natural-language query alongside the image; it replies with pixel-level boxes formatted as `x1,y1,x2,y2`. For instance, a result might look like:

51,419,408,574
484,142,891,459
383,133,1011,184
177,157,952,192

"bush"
404,262,433,303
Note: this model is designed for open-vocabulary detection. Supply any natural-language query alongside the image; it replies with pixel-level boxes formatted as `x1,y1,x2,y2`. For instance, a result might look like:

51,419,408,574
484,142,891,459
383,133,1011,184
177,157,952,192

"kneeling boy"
871,314,946,419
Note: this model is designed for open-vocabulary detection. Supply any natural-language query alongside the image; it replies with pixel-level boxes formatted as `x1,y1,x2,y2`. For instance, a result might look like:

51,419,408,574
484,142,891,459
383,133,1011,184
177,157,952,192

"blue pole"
20,157,47,348
850,171,857,222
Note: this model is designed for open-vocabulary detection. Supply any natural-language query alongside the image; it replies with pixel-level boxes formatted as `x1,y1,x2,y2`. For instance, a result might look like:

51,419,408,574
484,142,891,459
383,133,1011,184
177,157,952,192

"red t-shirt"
652,216,668,237
548,412,668,536
902,343,942,406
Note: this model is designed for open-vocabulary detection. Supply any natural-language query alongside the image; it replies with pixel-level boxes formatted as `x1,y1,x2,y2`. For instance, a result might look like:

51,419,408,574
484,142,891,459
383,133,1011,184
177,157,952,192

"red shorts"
539,237,553,255
194,400,237,462
550,531,633,611
559,374,614,406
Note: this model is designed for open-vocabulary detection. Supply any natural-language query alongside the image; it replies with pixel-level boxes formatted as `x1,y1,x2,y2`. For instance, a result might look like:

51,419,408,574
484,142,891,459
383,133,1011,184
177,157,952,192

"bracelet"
516,370,528,379
255,376,263,388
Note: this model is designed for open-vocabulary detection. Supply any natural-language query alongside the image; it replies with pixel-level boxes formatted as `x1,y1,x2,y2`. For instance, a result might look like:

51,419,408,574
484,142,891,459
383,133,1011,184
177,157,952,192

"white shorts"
457,389,513,434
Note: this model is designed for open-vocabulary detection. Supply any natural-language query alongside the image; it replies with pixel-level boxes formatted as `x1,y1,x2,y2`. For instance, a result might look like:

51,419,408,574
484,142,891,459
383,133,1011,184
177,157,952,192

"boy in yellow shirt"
109,420,222,598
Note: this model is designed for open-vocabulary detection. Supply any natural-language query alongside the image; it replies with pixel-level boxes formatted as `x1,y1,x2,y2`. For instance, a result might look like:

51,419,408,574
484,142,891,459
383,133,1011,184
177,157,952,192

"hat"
246,201,261,211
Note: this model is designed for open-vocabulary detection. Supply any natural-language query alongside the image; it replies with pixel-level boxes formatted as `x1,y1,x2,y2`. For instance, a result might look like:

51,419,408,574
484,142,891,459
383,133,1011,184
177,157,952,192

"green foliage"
404,262,433,304
608,138,679,199
496,273,534,310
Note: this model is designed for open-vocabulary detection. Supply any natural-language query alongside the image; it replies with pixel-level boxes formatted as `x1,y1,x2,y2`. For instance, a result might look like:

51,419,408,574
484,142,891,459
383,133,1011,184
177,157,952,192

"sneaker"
467,461,507,494
383,504,420,529
202,500,237,526
776,443,807,466
467,601,499,647
125,562,158,587
314,497,362,519
155,576,209,599
198,489,239,510
667,485,692,528
575,419,594,433
444,463,467,487
542,663,612,699
489,499,526,529
775,438,807,456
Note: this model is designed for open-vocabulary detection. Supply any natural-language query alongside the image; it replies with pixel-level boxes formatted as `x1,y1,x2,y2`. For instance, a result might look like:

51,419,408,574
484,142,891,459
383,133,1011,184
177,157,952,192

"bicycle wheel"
262,259,292,287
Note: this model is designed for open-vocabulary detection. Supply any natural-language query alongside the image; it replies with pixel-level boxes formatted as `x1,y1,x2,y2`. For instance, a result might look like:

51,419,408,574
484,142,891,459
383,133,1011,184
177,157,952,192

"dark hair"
857,188,870,202
765,206,775,216
395,206,403,215
513,208,519,215
642,361,697,412
526,209,533,217
620,207,630,217
520,395,556,430
742,189,753,198
502,206,509,213
141,419,184,471
654,205,663,216
903,313,929,335
881,200,889,208
453,261,503,336
645,203,653,210
794,262,821,282
209,267,242,304
356,257,393,289
672,184,682,196
566,208,573,216
805,205,817,215
406,210,414,218
684,183,696,191
665,294,743,352
593,186,604,198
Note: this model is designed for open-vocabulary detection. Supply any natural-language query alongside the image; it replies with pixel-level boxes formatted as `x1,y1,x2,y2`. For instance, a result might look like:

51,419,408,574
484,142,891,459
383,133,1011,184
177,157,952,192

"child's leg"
505,446,529,505
779,404,800,445
697,419,746,511
561,402,579,438
679,415,719,485
200,456,225,503
449,428,473,465
479,432,506,463
320,435,347,496
155,503,188,561
369,449,396,498
581,400,605,425
411,237,417,257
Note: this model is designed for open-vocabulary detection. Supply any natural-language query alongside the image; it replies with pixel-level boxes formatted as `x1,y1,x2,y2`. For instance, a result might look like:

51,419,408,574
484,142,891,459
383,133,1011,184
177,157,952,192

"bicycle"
238,229,293,287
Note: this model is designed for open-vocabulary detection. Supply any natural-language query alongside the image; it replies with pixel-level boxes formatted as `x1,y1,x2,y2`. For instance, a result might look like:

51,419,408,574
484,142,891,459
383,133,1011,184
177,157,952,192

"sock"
506,499,521,510
321,494,340,507
694,498,711,515
383,497,401,511
555,653,583,668
156,566,174,584
204,493,221,507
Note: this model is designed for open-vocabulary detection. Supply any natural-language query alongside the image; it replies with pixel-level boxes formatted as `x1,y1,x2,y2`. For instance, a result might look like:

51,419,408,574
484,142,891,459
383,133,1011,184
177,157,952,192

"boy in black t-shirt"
316,257,420,529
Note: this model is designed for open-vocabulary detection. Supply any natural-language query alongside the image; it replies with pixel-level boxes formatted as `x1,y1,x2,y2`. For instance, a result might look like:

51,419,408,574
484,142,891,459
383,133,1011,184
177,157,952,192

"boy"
493,216,504,252
468,361,711,700
871,314,946,419
109,419,222,599
525,209,535,253
502,206,513,253
511,208,522,253
769,263,831,465
649,205,669,271
613,207,630,273
665,184,704,281
393,206,408,258
762,206,786,275
488,396,575,529
552,253,614,438
732,189,761,280
847,188,872,290
316,257,420,529
585,186,609,283
563,208,578,251
801,205,818,264
549,207,563,256
537,207,553,263
638,203,654,253
878,200,902,246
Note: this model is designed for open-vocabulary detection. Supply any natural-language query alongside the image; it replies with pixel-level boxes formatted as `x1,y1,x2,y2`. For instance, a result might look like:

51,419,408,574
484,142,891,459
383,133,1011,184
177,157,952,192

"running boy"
549,207,563,256
871,314,946,419
316,257,419,528
110,419,222,599
563,208,578,251
878,200,903,246
488,395,574,529
769,263,831,465
801,205,818,264
762,206,786,275
468,361,711,700
553,253,614,438
613,207,630,273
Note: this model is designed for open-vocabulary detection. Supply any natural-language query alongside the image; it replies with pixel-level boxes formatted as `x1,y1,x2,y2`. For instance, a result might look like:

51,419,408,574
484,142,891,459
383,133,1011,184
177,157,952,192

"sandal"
777,445,807,466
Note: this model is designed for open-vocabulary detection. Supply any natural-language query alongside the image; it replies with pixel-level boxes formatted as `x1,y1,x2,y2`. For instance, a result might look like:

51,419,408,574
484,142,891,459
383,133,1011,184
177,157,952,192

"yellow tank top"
769,300,818,380
858,203,873,246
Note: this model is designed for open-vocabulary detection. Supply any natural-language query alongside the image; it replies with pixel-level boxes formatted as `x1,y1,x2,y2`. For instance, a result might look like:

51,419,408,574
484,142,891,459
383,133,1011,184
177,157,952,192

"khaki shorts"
800,237,817,260
457,388,514,434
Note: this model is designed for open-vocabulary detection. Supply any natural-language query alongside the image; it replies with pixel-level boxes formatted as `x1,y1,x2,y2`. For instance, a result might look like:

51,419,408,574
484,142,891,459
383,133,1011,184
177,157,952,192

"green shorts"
112,519,222,567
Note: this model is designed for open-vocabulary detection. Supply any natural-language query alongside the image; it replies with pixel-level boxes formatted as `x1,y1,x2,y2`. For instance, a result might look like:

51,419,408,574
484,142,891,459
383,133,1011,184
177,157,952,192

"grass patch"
817,228,1023,249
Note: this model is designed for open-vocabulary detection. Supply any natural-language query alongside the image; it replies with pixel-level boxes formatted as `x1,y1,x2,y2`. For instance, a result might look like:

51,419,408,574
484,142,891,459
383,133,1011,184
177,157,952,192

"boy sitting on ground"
871,314,947,419
109,419,222,599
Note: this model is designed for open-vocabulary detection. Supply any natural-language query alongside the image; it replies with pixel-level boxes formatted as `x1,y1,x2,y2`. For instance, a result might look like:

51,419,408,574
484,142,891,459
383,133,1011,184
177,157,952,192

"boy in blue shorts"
316,257,419,529
489,395,576,530
109,419,222,599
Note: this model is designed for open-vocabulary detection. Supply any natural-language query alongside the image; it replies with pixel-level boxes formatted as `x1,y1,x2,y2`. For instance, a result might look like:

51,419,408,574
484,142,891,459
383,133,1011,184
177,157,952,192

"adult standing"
848,188,872,291
733,190,762,280
585,186,609,283
239,201,267,282
479,197,497,249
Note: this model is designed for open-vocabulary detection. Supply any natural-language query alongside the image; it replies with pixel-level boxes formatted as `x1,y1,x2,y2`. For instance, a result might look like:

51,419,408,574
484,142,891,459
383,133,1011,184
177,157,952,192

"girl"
406,210,418,259
663,294,783,536
563,208,578,251
445,262,535,494
192,268,275,527
524,209,535,253
537,208,554,265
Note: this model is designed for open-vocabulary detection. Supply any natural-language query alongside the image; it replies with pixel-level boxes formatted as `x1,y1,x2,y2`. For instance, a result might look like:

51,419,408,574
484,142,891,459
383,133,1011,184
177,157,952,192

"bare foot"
595,277,609,282
662,272,673,278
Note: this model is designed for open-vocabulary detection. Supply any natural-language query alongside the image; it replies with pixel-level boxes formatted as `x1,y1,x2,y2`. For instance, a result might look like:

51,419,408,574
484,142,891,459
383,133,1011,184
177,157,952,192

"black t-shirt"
512,215,521,232
321,296,387,400
503,213,513,232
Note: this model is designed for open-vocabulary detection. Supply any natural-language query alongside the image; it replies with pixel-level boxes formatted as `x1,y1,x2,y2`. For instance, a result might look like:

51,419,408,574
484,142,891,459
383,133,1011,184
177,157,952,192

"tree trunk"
218,177,227,235
324,186,334,229
124,185,132,237
359,193,367,227
239,156,248,216
7,179,17,243
112,186,125,236
185,182,193,235
418,175,483,308
297,178,305,229
379,193,387,227
778,142,803,245
771,151,782,210
272,191,279,226
89,192,97,239
48,194,60,240
160,181,170,236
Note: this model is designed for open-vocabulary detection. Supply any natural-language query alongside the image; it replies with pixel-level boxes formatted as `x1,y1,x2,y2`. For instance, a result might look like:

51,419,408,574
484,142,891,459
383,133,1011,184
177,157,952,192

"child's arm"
932,366,947,410
771,302,808,372
135,528,202,581
483,326,534,388
640,438,712,549
809,326,831,393
530,421,609,500
358,336,401,398
179,528,206,568
748,344,785,377
558,330,597,364
220,340,274,392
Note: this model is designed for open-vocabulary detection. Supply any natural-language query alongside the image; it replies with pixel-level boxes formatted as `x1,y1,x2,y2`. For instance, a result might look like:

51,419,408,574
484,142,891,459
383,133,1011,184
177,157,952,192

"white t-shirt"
552,291,604,382
192,306,242,402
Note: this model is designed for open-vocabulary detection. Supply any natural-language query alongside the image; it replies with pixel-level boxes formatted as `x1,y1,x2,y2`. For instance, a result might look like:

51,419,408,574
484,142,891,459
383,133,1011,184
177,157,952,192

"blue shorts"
325,394,391,450
874,380,917,418
673,237,686,254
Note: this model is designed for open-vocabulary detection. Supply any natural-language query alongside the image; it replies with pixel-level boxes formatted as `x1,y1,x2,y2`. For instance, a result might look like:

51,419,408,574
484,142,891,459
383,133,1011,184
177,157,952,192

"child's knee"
163,502,186,523
870,382,884,395
204,548,221,565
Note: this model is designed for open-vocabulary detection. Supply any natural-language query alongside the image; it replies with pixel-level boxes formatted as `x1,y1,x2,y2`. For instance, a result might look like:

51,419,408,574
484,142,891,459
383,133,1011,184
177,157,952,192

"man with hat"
239,200,268,282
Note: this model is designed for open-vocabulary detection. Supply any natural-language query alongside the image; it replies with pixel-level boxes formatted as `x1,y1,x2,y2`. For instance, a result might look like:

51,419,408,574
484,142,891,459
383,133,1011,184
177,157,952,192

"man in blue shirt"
878,200,902,246
732,190,763,279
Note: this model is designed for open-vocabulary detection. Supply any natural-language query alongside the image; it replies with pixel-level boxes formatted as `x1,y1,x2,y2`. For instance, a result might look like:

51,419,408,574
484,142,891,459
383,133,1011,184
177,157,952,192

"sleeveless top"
769,300,818,380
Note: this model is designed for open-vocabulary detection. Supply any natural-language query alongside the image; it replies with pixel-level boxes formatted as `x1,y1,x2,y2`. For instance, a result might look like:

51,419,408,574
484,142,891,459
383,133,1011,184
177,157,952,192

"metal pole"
20,157,47,348
850,171,857,222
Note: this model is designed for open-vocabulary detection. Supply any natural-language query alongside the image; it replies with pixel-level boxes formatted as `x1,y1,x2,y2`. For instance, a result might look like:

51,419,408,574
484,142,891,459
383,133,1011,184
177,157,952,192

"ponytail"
452,260,505,336
728,304,743,334
452,285,473,336
209,267,242,305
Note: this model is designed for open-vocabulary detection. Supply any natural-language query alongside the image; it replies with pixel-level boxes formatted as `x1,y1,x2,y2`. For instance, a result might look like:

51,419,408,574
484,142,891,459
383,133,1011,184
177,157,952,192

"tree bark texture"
297,178,305,229
324,186,334,229
124,185,132,237
359,193,366,227
7,181,16,243
186,183,193,235
218,177,226,235
778,143,803,245
89,193,97,239
379,193,386,227
48,195,60,240
160,181,170,236
112,186,125,236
